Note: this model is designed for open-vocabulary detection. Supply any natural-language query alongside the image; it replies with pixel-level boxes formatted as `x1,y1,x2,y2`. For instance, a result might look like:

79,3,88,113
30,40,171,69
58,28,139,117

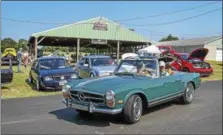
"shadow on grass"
201,75,210,78
217,64,222,66
49,99,182,127
1,86,10,90
25,79,61,92
25,79,37,90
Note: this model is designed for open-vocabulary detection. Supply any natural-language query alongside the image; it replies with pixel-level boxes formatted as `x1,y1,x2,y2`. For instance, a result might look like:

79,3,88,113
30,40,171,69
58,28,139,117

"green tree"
43,46,54,52
18,39,28,51
159,34,179,42
1,38,18,52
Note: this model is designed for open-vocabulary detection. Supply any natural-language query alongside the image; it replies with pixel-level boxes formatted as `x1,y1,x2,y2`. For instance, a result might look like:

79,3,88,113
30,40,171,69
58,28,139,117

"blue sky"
1,1,222,42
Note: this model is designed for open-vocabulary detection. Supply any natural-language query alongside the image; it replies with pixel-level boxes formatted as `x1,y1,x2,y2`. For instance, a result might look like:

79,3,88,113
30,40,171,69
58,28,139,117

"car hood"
92,65,118,73
187,48,209,61
39,68,75,76
70,75,141,94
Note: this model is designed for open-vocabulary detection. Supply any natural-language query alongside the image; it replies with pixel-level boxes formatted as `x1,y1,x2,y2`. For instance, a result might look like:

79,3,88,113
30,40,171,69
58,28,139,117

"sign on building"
91,39,108,44
93,21,108,31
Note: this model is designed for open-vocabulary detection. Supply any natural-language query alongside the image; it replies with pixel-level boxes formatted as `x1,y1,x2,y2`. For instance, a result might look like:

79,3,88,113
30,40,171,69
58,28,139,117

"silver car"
75,55,118,78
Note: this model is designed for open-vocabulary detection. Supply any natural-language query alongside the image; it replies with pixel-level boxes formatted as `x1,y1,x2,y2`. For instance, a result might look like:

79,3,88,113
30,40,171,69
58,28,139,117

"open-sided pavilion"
27,17,152,61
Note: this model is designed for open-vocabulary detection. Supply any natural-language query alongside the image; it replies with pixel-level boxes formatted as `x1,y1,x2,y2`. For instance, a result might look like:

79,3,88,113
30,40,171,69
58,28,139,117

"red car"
170,48,213,77
157,45,177,56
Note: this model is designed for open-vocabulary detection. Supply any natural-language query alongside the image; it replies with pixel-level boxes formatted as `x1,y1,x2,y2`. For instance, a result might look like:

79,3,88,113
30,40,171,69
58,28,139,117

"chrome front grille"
53,75,70,81
70,90,105,104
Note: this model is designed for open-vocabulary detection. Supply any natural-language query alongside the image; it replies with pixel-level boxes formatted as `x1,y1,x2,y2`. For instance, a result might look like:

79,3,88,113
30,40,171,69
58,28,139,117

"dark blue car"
29,56,78,90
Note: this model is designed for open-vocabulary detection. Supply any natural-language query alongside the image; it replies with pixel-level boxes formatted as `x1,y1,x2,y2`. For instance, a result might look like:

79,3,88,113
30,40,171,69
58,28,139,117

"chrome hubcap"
186,84,194,102
90,74,94,78
133,97,142,120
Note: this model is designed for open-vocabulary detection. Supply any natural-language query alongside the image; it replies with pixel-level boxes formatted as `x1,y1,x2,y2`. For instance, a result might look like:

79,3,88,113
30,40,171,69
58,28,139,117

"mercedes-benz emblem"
77,92,85,102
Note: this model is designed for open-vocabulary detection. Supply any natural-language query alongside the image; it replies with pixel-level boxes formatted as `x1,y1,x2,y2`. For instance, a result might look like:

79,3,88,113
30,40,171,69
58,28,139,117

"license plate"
59,80,67,86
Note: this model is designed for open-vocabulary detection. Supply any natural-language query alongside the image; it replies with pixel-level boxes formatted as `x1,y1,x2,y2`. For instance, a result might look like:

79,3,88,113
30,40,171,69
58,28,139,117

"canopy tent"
121,53,139,60
138,45,161,54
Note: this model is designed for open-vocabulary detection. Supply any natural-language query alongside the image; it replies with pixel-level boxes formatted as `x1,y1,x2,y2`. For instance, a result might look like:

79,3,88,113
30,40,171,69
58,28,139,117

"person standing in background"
17,48,23,73
22,51,29,73
28,53,32,65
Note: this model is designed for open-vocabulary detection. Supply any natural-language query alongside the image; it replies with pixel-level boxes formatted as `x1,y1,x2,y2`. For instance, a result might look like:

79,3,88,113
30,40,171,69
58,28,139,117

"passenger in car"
159,61,169,77
165,64,173,75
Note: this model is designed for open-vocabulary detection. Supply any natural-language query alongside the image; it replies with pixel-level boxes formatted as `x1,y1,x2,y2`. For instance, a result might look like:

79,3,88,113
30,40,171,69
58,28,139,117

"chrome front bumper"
62,99,122,115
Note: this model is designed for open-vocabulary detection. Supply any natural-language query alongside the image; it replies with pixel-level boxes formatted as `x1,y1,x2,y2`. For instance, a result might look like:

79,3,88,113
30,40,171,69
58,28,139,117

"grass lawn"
1,60,222,99
201,60,222,82
1,65,61,99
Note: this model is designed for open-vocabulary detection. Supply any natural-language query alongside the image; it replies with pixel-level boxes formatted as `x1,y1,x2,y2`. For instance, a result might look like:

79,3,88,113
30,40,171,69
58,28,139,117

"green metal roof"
32,17,150,43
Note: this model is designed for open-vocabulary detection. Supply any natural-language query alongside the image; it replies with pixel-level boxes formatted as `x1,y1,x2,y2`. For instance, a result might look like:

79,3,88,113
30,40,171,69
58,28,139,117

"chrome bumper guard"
62,99,122,115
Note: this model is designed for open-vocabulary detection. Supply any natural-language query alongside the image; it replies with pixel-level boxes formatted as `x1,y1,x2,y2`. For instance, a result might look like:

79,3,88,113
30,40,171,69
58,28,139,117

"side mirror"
84,64,89,67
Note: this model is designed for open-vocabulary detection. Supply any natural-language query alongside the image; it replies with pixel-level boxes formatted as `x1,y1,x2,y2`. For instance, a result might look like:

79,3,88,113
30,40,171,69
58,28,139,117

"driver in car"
136,63,154,77
136,63,144,75
159,61,169,77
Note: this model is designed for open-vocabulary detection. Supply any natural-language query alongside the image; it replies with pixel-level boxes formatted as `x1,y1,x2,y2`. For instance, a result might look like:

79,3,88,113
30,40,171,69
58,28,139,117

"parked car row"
28,46,213,91
28,55,118,90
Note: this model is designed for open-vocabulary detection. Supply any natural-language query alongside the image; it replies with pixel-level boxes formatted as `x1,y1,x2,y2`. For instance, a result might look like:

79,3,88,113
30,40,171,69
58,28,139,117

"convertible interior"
119,59,177,78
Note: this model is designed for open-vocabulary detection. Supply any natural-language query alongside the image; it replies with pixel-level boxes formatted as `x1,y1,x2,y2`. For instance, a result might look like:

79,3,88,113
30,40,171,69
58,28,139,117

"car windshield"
39,58,70,70
115,59,158,77
180,54,189,60
90,57,114,66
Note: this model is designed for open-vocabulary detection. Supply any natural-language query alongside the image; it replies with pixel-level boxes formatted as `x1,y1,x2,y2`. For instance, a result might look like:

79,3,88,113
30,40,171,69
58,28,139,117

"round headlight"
44,76,53,81
106,90,115,100
62,85,71,93
71,74,78,79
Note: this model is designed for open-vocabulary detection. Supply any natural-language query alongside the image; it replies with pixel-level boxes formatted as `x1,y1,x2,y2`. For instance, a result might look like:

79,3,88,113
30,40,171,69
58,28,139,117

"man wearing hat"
159,61,169,77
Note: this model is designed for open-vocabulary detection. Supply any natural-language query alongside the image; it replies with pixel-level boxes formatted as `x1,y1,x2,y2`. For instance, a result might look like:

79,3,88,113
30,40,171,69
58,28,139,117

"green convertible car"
61,58,201,124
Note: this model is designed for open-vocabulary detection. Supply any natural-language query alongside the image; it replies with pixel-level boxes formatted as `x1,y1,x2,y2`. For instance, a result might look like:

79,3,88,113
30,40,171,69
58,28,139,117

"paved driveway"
1,81,222,134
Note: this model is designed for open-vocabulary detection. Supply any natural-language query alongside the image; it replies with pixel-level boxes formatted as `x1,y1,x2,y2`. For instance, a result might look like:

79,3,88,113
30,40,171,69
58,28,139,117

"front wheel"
123,95,143,124
36,79,44,91
179,82,195,104
29,74,33,83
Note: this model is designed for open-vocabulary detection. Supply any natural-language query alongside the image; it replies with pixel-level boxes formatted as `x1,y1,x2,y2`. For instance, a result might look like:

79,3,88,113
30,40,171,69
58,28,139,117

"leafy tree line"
159,34,179,42
1,38,95,53
1,38,28,52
